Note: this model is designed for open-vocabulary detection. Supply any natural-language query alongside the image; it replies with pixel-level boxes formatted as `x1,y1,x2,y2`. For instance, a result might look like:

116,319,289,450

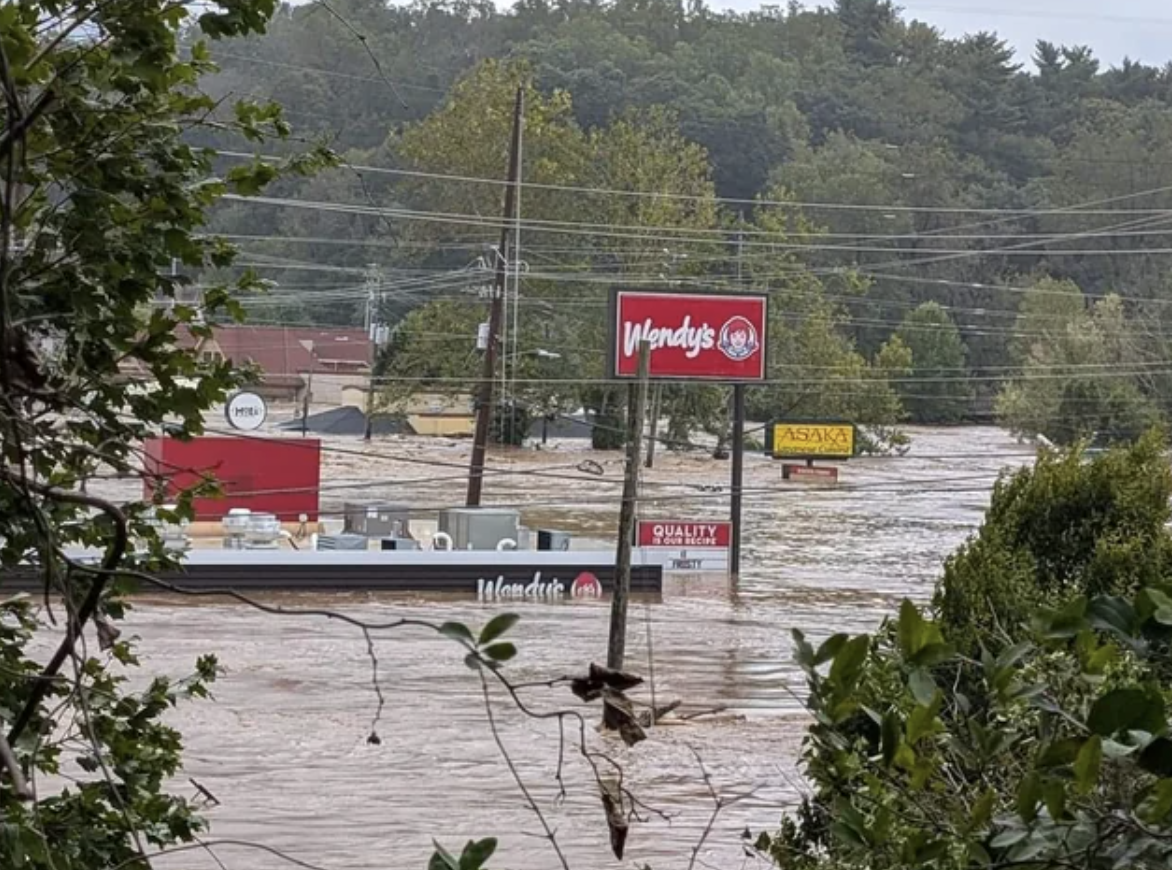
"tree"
894,301,972,423
0,2,330,865
934,429,1172,654
997,279,1163,444
761,437,1172,870
389,61,730,449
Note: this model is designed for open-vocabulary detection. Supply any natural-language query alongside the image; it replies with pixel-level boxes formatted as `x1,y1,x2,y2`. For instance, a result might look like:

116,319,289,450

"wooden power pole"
608,340,651,673
466,88,524,507
729,383,746,579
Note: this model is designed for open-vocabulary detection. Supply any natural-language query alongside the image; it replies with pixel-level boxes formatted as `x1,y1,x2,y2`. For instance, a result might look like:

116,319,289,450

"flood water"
112,426,1032,870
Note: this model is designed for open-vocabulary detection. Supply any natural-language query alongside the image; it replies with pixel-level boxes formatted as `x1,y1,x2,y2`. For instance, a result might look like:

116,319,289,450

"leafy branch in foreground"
764,585,1172,870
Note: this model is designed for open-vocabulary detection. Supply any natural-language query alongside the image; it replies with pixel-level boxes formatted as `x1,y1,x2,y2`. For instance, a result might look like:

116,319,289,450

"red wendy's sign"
638,521,732,549
609,290,768,381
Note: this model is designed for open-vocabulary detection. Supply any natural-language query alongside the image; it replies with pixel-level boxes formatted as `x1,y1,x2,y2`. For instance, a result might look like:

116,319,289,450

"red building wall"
143,436,321,521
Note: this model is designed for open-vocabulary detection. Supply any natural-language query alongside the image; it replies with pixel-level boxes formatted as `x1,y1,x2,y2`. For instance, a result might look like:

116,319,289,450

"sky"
740,1,1171,69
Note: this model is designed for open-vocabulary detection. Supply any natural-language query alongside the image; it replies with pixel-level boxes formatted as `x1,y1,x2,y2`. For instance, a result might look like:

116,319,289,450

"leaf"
898,599,927,659
1139,588,1172,626
1088,595,1137,637
814,633,848,666
792,629,815,669
463,653,482,671
828,635,870,690
995,641,1034,671
1043,779,1067,821
1039,596,1089,639
909,642,955,668
1138,779,1172,823
458,838,498,870
907,702,940,745
1074,736,1102,795
439,622,474,645
1038,738,1082,768
1087,687,1165,736
1017,771,1041,823
429,841,460,870
881,709,900,766
479,614,520,646
989,828,1028,849
968,789,995,832
482,642,516,663
908,668,937,706
1139,737,1172,776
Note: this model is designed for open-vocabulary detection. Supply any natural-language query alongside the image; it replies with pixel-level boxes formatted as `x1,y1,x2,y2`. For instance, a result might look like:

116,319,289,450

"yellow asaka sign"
770,422,856,460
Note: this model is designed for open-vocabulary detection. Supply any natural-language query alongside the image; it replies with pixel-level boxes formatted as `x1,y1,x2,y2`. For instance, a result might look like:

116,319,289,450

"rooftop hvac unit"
537,530,572,552
316,533,370,552
343,503,412,538
438,508,520,551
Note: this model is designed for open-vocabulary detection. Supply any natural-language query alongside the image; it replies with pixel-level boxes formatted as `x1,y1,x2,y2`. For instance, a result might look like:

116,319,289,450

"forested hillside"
196,0,1172,443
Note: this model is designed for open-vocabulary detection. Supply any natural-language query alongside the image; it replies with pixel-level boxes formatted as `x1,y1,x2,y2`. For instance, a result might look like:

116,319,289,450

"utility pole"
363,264,380,442
301,340,314,438
736,215,745,286
466,87,524,507
608,340,650,675
730,219,747,580
729,384,746,580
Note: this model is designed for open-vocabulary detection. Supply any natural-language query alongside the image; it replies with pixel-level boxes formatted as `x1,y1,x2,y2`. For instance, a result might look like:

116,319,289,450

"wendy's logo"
718,316,759,362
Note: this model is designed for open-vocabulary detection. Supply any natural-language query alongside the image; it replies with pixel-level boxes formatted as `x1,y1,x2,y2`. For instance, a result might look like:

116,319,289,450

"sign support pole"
644,384,662,469
729,383,746,581
608,340,650,680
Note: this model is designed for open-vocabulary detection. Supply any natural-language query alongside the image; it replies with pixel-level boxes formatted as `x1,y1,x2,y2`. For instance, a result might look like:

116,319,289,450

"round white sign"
224,391,267,431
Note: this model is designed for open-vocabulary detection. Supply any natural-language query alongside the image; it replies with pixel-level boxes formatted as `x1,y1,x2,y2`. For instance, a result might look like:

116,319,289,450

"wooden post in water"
608,340,650,674
644,384,662,469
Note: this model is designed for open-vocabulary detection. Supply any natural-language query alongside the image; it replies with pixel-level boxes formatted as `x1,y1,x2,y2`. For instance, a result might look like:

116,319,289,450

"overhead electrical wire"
213,149,1172,218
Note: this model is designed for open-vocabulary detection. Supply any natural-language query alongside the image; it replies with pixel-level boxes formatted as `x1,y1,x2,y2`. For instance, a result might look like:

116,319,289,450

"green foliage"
490,401,532,447
934,431,1172,653
894,302,973,423
997,280,1163,445
429,837,497,870
0,1,330,866
766,587,1172,870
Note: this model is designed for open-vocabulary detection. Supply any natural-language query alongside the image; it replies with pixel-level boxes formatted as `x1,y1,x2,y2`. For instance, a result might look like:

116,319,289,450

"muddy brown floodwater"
105,425,1033,870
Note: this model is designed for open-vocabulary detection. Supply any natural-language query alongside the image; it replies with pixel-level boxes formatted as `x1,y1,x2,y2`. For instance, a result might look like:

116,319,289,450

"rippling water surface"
117,426,1032,870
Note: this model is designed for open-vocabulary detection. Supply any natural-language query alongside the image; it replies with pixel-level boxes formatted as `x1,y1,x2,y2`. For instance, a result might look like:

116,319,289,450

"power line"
213,149,1172,218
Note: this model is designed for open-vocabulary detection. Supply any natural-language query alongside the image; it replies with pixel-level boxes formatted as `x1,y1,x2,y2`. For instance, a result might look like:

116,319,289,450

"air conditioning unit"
438,508,520,551
316,533,369,551
537,530,572,552
343,502,412,538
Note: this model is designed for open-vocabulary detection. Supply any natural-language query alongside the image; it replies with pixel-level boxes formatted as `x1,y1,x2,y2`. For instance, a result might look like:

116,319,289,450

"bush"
490,402,532,447
934,428,1172,653
765,432,1172,870
591,410,627,450
762,590,1172,870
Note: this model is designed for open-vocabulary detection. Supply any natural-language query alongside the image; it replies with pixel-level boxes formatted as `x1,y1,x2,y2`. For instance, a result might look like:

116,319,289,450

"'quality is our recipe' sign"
638,521,732,549
609,289,768,381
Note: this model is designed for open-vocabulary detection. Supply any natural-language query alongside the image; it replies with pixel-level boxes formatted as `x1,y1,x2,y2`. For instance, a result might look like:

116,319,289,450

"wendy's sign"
609,289,768,381
477,570,605,601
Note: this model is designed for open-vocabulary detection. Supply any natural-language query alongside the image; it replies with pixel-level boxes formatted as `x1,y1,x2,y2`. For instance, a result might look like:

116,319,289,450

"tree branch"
2,471,128,745
478,666,571,870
